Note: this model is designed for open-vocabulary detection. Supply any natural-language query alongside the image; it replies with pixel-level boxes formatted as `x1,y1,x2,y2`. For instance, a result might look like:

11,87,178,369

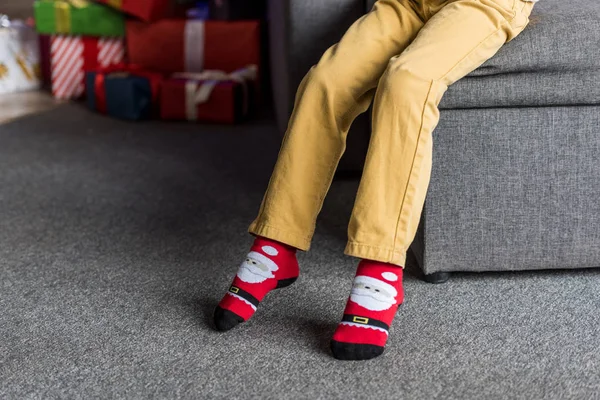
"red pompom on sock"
331,259,404,360
213,237,299,331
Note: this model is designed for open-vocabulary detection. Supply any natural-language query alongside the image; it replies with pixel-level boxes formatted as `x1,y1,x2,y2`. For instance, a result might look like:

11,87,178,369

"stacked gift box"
34,0,126,99
0,15,41,95
33,0,266,124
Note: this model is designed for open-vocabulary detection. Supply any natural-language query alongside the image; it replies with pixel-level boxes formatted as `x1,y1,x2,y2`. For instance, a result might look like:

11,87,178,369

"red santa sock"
331,260,404,360
213,237,299,331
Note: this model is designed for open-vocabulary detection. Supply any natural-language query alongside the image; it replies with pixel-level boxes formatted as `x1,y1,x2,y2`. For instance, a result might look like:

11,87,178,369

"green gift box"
34,0,125,37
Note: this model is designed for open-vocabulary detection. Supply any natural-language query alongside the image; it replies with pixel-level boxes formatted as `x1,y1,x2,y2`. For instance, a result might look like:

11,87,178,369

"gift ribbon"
66,0,90,6
92,63,162,114
184,20,205,72
16,55,35,81
106,0,123,9
172,64,258,121
53,0,91,34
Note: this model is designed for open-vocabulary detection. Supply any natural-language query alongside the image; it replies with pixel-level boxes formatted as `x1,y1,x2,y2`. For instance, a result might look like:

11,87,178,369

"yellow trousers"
249,0,535,266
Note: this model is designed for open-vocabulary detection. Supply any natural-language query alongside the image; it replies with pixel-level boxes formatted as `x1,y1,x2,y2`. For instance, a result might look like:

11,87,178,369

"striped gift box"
50,36,125,99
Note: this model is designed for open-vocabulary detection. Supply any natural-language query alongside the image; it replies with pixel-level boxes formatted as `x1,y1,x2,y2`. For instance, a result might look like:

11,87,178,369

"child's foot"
213,237,299,331
330,260,404,360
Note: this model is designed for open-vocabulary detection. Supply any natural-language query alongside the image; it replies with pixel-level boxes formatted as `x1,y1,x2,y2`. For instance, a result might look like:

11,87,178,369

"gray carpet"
1,104,600,399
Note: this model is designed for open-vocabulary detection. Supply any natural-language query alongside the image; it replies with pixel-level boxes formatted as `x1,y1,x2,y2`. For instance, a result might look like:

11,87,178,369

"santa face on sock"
350,272,399,311
236,246,280,284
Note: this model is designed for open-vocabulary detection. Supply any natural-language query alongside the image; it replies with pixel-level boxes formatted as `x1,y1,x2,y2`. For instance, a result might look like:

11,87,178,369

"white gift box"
0,18,41,95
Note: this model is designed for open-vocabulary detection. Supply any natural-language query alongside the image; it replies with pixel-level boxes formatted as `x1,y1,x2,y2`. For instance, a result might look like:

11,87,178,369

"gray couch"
267,0,600,281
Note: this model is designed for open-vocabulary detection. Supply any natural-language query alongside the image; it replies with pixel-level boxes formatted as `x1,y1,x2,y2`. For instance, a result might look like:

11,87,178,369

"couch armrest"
268,0,367,132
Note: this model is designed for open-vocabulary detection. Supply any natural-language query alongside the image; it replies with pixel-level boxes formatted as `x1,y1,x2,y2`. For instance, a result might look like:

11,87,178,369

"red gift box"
43,35,125,99
160,65,257,124
95,0,183,22
126,20,261,75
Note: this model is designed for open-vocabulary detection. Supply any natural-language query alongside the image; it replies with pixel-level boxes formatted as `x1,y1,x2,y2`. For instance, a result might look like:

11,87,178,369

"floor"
0,91,60,124
1,104,600,399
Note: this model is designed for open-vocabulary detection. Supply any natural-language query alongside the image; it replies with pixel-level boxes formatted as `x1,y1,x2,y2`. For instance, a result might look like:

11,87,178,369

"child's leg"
334,0,535,360
346,0,535,268
214,0,425,332
248,0,425,251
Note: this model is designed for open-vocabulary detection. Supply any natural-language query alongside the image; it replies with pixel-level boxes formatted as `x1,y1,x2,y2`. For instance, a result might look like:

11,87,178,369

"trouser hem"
248,222,312,252
344,242,406,267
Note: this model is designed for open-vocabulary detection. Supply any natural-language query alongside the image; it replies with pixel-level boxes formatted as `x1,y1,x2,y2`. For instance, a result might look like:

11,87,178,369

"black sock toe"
213,306,245,332
330,340,385,361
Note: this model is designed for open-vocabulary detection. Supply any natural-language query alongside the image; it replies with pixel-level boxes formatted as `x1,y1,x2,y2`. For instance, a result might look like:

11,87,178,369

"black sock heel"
275,277,298,289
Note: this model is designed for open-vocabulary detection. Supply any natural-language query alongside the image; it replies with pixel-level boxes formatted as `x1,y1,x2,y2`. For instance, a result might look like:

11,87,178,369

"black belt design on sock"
229,286,260,307
342,314,389,331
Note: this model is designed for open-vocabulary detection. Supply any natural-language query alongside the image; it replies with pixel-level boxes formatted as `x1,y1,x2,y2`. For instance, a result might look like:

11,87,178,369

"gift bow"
92,63,163,115
172,65,258,121
105,0,123,9
52,0,91,34
49,0,90,7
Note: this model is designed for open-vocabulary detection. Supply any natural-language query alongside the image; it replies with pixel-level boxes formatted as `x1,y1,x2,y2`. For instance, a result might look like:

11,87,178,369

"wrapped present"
46,35,125,99
34,0,125,37
94,0,187,22
86,64,163,120
126,20,261,75
209,0,266,21
0,17,41,94
160,65,257,124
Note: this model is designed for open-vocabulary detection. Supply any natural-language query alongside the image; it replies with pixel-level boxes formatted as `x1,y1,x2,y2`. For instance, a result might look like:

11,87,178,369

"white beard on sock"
236,260,275,283
350,285,396,311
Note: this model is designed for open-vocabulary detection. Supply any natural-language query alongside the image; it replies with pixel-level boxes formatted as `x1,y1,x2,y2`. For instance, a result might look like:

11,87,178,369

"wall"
2,0,34,20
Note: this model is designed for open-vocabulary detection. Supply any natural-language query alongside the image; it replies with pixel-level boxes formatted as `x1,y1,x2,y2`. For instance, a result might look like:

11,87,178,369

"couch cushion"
364,0,600,75
469,0,600,77
366,0,600,108
440,70,600,109
444,0,600,108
